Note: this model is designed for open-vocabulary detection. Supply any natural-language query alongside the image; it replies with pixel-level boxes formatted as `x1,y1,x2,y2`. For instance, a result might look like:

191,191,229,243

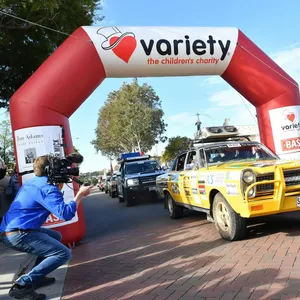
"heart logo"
110,36,137,63
287,113,295,122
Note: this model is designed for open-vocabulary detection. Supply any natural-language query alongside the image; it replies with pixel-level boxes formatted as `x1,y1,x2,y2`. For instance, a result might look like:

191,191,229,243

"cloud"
199,76,225,87
271,46,300,83
205,44,300,126
208,89,246,107
168,112,194,123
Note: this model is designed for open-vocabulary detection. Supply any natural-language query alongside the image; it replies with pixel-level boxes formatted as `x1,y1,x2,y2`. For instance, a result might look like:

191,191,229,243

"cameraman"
0,154,93,300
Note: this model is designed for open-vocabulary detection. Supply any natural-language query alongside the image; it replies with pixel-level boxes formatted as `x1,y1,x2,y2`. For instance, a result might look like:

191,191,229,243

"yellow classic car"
156,126,300,241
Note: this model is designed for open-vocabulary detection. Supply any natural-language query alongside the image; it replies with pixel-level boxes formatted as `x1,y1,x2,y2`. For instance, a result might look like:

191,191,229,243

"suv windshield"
205,143,277,165
125,160,161,175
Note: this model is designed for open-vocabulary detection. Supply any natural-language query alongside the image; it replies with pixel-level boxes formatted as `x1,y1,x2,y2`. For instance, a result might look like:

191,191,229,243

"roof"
185,140,262,153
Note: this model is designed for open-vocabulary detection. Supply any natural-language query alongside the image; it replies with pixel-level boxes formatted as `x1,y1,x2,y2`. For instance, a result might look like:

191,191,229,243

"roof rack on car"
189,123,253,149
118,152,151,163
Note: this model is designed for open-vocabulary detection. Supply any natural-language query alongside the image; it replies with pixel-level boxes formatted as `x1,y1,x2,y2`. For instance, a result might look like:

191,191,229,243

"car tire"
119,189,124,203
111,191,116,198
212,192,247,241
166,193,183,219
124,189,134,207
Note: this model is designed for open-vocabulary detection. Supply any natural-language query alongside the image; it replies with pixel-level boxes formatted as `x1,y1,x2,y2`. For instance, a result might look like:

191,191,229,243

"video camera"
46,154,82,185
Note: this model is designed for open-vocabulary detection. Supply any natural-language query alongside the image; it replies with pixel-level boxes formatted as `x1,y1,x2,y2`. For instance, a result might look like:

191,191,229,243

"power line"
237,93,258,124
0,10,88,41
237,43,299,89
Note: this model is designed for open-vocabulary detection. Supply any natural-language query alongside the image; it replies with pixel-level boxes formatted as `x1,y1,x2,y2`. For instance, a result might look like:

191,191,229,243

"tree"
0,0,104,108
161,136,190,163
0,117,15,169
92,79,167,158
73,145,80,153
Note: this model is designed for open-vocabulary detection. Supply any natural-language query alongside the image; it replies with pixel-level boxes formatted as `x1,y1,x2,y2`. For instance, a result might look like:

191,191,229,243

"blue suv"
117,152,165,207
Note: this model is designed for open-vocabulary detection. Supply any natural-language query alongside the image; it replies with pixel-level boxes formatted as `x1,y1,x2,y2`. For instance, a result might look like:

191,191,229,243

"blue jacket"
0,176,76,232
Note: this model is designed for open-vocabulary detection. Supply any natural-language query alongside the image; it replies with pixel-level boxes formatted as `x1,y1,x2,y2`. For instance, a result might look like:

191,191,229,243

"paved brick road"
62,193,300,300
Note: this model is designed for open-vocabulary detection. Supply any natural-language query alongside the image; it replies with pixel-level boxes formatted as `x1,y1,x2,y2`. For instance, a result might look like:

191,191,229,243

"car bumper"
241,193,300,218
125,185,158,199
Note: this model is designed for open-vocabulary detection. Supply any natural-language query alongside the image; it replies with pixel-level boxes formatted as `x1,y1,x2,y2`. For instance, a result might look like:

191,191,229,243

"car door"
117,166,125,197
169,152,187,204
181,150,197,205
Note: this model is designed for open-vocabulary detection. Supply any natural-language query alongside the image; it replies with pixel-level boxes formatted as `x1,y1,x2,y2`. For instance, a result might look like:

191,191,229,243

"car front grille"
256,169,300,193
139,175,158,186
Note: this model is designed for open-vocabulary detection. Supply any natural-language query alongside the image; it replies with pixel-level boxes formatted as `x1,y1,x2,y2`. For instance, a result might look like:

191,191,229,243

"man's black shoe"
9,284,46,300
33,277,56,289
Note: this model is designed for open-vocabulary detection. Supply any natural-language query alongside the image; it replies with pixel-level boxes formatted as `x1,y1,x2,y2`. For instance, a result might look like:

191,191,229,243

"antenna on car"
195,113,205,146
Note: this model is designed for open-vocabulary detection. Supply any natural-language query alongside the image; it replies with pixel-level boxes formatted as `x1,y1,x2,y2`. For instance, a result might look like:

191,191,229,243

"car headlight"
127,179,139,186
246,187,256,198
242,170,255,183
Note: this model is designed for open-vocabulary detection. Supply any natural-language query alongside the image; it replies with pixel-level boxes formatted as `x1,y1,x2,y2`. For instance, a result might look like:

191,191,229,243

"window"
186,151,196,165
124,161,160,175
176,153,187,171
199,149,205,167
120,166,125,178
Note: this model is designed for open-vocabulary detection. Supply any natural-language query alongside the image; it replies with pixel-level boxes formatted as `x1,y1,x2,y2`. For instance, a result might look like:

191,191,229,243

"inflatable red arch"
9,26,300,244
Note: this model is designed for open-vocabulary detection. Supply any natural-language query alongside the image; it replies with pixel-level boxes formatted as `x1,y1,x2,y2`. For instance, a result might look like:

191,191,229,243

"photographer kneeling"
0,155,93,300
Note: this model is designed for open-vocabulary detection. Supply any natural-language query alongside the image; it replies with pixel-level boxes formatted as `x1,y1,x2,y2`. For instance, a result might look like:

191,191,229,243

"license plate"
297,196,300,207
149,187,156,191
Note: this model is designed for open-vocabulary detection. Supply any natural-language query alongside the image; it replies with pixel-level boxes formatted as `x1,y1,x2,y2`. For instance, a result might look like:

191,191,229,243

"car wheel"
111,191,116,198
124,189,134,207
213,192,247,241
119,188,124,203
166,193,183,219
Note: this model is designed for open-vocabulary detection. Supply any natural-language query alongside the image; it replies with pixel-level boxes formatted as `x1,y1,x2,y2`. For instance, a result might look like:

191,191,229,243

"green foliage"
73,145,80,153
78,170,101,185
0,0,104,108
161,136,190,163
92,79,167,159
0,116,15,169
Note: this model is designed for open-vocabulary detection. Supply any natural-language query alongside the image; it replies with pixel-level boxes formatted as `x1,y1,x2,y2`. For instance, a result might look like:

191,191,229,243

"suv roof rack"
118,152,151,164
189,135,252,149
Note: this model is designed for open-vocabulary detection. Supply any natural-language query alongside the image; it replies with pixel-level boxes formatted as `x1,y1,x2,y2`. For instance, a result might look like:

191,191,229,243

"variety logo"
97,27,137,63
97,26,232,63
281,109,300,131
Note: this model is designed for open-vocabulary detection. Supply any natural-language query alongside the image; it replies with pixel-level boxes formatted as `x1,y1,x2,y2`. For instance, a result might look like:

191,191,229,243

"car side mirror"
162,166,168,171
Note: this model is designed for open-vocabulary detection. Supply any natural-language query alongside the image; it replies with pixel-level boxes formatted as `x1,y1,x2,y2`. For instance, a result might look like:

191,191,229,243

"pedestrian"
4,166,20,202
0,155,93,300
0,158,8,224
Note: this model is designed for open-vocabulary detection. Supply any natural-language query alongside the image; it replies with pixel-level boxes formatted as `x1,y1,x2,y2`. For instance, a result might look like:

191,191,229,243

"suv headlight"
242,170,255,183
127,179,139,186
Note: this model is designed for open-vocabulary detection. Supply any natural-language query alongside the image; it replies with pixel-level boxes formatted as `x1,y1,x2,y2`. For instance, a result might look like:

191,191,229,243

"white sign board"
269,105,300,159
83,26,238,78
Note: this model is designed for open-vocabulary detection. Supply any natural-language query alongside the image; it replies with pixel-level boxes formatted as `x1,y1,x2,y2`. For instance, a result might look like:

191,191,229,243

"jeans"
2,228,71,286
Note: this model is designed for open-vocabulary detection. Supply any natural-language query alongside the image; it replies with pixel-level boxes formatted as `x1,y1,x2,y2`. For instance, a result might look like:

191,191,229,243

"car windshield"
205,143,277,165
125,160,161,175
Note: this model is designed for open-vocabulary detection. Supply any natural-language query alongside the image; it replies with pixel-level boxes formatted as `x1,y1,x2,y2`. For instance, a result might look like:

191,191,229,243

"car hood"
126,171,165,179
209,159,300,172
